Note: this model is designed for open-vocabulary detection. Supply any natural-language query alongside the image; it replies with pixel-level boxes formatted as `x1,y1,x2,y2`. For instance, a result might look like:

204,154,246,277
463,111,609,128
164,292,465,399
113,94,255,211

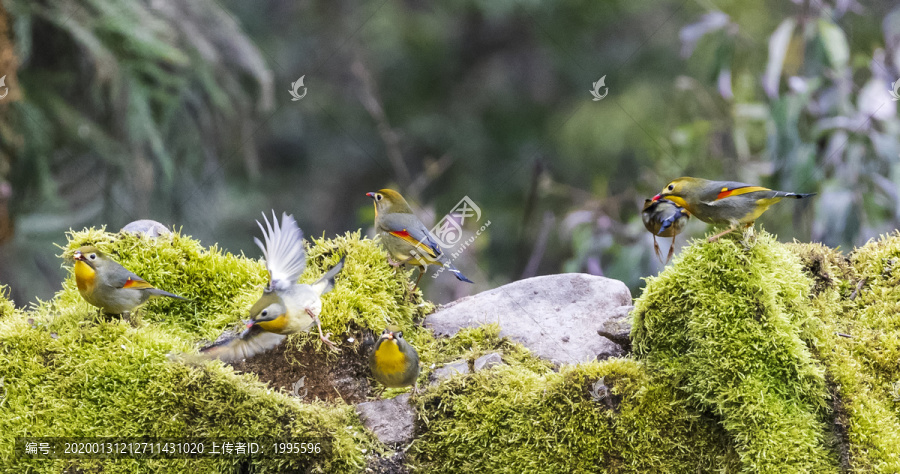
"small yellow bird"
199,211,345,362
653,177,815,241
367,189,473,291
369,326,420,389
642,198,689,263
72,245,187,316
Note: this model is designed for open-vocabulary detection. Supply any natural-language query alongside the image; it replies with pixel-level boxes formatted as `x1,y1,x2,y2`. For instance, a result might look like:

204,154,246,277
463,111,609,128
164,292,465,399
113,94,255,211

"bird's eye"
89,254,96,260
667,184,674,191
261,310,268,317
397,332,403,339
375,194,382,201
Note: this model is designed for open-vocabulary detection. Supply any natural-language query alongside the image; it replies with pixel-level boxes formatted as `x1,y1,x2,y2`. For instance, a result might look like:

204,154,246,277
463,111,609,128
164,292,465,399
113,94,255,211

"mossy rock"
0,227,434,472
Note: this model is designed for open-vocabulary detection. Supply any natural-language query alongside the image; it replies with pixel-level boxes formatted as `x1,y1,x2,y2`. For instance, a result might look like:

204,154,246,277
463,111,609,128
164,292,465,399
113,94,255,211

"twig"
351,58,411,190
849,277,867,300
521,211,555,279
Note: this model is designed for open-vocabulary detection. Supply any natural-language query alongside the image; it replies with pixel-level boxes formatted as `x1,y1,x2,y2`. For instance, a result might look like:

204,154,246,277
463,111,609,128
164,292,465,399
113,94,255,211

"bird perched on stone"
369,326,420,390
653,177,815,241
642,198,689,263
72,246,187,317
199,211,345,362
367,189,473,292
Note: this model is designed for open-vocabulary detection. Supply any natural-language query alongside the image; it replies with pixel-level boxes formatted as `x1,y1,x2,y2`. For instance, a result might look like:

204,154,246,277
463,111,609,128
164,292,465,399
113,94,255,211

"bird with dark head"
367,189,473,292
653,177,815,241
369,325,420,390
198,211,345,362
71,245,187,317
642,198,689,264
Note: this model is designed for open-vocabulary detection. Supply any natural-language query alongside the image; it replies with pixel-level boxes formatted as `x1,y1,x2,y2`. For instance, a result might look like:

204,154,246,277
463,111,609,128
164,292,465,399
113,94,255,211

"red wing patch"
715,186,770,201
122,278,154,290
389,230,439,258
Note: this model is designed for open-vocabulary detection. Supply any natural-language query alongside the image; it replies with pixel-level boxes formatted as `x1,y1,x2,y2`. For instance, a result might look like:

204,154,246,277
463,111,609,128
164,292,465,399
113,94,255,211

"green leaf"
817,19,849,71
764,18,796,99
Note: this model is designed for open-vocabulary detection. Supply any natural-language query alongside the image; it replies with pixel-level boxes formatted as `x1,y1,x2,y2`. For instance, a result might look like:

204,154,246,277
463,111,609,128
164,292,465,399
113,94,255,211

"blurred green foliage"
2,0,900,304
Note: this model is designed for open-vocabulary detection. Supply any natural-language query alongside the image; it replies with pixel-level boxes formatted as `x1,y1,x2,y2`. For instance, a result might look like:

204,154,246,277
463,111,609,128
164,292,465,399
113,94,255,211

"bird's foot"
707,227,736,242
652,237,664,264
387,256,403,268
309,310,340,352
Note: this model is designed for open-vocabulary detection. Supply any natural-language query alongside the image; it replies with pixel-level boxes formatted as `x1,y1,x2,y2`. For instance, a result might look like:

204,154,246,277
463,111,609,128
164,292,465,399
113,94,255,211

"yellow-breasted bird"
653,177,815,241
367,189,473,291
369,326,420,389
72,245,187,316
199,211,345,362
642,198,689,264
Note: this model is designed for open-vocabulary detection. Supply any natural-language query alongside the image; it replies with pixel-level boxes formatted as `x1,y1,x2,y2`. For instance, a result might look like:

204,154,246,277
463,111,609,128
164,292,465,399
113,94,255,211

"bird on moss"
72,245,188,317
199,211,345,362
642,198,689,264
369,326,420,390
367,189,473,292
653,177,815,242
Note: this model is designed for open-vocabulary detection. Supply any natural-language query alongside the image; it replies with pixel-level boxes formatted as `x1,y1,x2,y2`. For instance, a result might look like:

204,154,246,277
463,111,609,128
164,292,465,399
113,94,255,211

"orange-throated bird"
369,326,420,389
653,177,814,241
72,246,187,316
198,211,345,362
367,189,472,291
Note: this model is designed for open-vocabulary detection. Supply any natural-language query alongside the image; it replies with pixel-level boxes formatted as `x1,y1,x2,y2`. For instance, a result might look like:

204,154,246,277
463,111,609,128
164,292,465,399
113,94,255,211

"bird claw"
387,256,403,268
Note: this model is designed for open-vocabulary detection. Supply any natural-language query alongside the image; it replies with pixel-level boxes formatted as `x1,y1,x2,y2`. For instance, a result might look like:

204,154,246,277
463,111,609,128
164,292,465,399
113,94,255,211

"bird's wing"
380,214,442,259
197,325,287,363
254,211,306,290
309,256,345,296
107,264,156,290
708,182,771,202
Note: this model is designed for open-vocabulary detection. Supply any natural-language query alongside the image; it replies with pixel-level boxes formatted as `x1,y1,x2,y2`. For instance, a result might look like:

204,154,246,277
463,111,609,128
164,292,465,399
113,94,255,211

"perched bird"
642,198,689,264
367,189,473,291
72,245,187,316
199,211,345,362
653,177,815,241
369,326,420,389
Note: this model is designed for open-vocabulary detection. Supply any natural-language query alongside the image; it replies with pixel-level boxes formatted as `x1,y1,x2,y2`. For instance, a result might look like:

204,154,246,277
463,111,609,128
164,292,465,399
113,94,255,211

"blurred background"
0,0,899,307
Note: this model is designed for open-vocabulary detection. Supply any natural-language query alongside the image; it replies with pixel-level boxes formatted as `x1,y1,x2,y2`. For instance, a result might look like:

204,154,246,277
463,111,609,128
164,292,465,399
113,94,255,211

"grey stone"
355,393,415,445
473,352,504,371
426,273,633,365
430,360,470,385
120,220,171,237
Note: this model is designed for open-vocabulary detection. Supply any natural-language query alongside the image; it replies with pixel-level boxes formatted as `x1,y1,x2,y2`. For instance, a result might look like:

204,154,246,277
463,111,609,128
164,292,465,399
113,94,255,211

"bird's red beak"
366,192,375,199
245,320,254,328
73,251,85,261
385,332,394,340
652,194,662,202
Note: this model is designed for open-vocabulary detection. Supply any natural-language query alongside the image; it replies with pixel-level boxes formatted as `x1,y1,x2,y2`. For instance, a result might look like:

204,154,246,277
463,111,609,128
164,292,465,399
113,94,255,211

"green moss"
1,227,414,472
632,230,838,473
793,233,900,473
412,358,737,473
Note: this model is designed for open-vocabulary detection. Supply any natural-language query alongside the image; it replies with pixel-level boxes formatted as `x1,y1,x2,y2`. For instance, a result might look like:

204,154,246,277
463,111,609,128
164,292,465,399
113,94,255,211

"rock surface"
355,393,416,445
120,219,171,237
426,273,633,365
430,360,470,385
474,352,504,371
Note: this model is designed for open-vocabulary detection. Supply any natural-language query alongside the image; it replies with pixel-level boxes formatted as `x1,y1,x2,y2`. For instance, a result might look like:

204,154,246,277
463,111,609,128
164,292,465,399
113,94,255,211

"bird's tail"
442,260,473,283
781,192,816,199
310,255,346,296
147,288,190,301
